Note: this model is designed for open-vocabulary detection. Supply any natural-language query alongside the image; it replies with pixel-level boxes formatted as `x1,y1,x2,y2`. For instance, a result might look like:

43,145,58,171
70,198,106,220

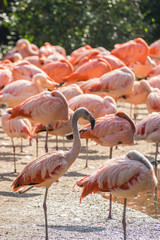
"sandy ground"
0,103,160,240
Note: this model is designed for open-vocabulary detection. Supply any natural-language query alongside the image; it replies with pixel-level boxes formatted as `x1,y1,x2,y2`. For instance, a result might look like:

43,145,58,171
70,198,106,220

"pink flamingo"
59,84,83,101
149,39,160,59
11,107,95,240
12,61,58,83
3,39,39,61
39,42,56,64
135,112,160,175
1,110,32,173
8,90,69,153
63,58,112,83
0,66,13,90
42,59,74,84
146,86,160,114
0,73,58,108
32,109,74,155
111,38,149,65
67,111,135,168
68,94,117,125
86,66,135,100
74,150,157,240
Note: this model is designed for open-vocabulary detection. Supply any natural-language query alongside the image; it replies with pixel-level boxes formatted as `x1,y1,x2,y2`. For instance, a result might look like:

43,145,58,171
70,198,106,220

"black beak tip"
91,118,95,130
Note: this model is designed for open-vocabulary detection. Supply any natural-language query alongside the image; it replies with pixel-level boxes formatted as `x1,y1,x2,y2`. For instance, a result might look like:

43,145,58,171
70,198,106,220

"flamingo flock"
0,37,160,240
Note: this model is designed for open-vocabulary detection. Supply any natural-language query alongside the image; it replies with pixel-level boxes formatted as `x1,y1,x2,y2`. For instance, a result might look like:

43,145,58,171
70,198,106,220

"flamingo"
63,58,112,83
74,150,157,240
149,39,160,59
32,109,74,155
0,66,12,90
111,38,149,65
59,84,83,101
42,59,74,84
86,66,135,101
135,112,160,175
146,87,160,114
12,61,58,83
39,42,56,64
7,90,69,153
0,73,58,108
1,110,32,173
11,107,95,240
67,111,135,168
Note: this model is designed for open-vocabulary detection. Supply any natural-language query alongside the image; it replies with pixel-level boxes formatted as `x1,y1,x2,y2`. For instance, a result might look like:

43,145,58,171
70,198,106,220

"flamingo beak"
90,117,95,130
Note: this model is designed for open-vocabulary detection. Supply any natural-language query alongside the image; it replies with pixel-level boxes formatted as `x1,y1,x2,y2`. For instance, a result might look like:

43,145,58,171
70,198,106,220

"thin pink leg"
122,198,127,240
43,188,49,240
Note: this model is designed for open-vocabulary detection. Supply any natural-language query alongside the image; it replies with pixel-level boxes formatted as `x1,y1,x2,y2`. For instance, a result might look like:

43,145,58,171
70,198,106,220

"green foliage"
0,0,160,58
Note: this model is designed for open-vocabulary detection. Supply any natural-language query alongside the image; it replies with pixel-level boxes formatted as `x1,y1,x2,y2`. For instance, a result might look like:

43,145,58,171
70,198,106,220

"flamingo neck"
67,114,81,166
33,77,44,93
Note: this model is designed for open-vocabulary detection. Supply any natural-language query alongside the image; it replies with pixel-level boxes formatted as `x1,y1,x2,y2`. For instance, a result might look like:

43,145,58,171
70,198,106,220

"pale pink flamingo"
86,66,135,101
68,94,117,125
135,112,160,175
59,84,83,101
11,107,95,240
63,58,112,83
111,38,149,65
8,90,69,153
1,110,32,173
3,39,39,61
39,42,56,64
0,66,13,89
74,150,157,240
0,73,58,108
67,111,135,168
12,61,58,84
42,59,74,84
146,86,160,114
43,51,66,64
146,64,160,78
32,109,74,155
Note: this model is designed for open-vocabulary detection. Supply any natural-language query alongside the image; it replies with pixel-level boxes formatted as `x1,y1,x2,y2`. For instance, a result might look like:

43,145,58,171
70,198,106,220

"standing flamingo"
135,112,160,175
1,110,32,173
8,90,69,153
67,111,135,168
0,73,58,108
74,150,157,240
11,107,95,240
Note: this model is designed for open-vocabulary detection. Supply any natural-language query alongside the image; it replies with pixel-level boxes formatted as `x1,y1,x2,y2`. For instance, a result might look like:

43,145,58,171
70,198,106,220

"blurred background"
0,0,160,58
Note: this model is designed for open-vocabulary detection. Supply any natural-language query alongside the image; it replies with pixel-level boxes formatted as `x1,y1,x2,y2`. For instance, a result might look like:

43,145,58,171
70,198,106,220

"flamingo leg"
11,138,16,173
43,187,49,240
63,136,65,148
36,136,38,157
108,147,113,219
108,194,112,219
56,135,58,151
85,138,89,168
45,127,49,153
122,198,127,240
155,143,158,177
20,138,23,152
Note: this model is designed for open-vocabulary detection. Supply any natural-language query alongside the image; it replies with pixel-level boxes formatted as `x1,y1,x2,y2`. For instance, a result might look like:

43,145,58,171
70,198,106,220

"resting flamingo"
11,107,95,240
0,66,12,90
32,109,74,155
63,58,112,83
1,110,32,173
8,90,69,153
69,94,116,125
74,150,157,240
111,37,149,65
135,112,160,175
0,73,58,108
67,111,135,168
59,84,83,101
86,66,135,101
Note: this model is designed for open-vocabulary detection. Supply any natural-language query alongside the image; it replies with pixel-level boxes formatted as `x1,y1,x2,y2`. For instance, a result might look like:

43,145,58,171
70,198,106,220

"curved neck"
33,77,44,92
67,114,81,166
